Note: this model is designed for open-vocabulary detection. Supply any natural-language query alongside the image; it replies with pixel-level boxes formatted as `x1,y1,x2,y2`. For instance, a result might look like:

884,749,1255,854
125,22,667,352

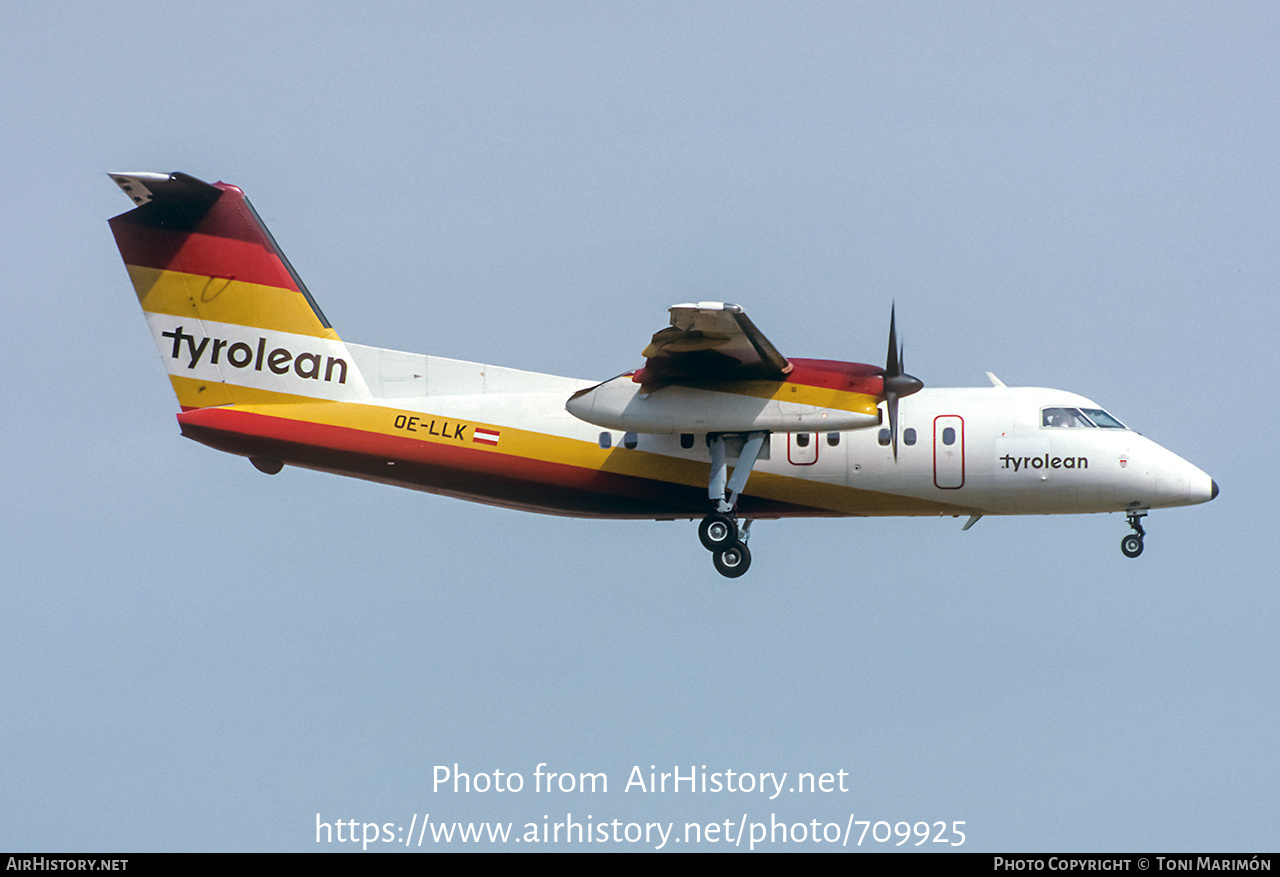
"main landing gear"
698,513,737,552
698,432,767,578
699,513,752,578
1121,509,1147,558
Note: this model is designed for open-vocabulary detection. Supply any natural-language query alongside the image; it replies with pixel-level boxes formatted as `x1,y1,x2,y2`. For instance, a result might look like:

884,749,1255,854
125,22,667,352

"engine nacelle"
566,374,881,434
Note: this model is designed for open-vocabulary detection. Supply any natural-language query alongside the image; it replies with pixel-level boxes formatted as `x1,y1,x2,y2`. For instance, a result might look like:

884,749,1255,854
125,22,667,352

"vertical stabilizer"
109,172,367,409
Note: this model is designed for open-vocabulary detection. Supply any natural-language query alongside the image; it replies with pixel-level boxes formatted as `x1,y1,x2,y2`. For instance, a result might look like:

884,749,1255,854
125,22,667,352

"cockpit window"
1042,407,1094,428
1079,408,1126,429
1041,407,1128,429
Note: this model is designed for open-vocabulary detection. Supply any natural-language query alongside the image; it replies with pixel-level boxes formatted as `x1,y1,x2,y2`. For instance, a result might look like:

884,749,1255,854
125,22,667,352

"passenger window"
680,433,695,449
827,432,839,447
877,428,890,447
623,431,638,449
903,428,916,446
796,433,810,448
598,432,611,449
942,427,956,445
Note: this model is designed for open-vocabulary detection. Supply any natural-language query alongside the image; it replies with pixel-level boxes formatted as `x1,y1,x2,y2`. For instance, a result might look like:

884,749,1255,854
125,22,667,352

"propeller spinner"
881,305,923,460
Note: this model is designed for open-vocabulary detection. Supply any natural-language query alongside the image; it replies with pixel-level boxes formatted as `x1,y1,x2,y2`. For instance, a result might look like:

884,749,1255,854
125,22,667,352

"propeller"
881,304,924,461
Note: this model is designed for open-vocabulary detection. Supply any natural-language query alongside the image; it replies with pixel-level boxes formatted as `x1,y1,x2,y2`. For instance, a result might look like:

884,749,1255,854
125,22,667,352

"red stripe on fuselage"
174,407,831,519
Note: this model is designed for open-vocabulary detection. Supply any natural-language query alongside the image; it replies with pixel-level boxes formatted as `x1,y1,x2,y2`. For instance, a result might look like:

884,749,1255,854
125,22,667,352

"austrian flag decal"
473,428,501,446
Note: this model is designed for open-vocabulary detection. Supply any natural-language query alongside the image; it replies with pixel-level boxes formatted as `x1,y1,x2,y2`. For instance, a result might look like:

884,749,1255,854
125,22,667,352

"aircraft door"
934,415,965,489
788,432,818,465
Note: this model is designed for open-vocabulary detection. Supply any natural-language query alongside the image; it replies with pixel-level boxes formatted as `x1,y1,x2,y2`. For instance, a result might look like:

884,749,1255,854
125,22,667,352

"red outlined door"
933,415,965,489
788,432,818,465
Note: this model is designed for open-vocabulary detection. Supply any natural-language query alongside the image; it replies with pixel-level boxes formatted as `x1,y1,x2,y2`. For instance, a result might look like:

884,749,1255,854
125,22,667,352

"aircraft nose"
1155,446,1216,507
1188,469,1218,505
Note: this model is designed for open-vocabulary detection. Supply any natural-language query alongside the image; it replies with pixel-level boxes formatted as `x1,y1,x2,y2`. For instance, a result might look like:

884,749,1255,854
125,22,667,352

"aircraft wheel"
1121,534,1144,558
713,543,751,578
698,513,738,552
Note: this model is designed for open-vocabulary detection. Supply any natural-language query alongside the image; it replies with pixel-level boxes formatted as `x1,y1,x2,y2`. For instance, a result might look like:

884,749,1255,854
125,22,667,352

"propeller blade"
887,391,900,461
886,305,900,377
880,304,923,462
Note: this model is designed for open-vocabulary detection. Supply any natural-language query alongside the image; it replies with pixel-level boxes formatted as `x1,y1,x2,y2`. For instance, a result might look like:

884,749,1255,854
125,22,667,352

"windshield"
1042,407,1128,429
1079,408,1126,429
1042,407,1093,428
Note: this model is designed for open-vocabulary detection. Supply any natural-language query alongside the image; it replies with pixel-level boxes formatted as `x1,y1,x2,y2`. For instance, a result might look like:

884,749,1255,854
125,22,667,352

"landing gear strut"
699,432,766,578
1121,509,1147,558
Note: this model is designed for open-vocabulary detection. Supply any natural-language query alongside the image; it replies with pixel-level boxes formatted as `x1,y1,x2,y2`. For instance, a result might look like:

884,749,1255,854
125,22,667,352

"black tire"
698,513,738,552
1121,534,1144,558
713,543,751,578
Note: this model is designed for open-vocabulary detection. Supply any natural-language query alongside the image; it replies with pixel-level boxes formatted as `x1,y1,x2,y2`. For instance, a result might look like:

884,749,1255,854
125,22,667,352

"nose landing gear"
1121,509,1147,558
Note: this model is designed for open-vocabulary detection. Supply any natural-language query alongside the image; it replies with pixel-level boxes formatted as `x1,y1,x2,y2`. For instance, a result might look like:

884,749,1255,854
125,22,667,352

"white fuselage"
747,385,1214,516
338,342,1214,519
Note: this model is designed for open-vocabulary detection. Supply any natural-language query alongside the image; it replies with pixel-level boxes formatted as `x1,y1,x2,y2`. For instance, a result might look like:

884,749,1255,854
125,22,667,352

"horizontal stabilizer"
110,172,224,234
110,171,221,213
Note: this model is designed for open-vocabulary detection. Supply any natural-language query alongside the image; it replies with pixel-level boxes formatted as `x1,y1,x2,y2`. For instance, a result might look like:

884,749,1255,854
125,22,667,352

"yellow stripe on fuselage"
126,265,340,340
169,377,963,517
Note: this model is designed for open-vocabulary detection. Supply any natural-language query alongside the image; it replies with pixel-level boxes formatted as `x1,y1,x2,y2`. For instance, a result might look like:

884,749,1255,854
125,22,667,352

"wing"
633,301,792,388
566,302,884,433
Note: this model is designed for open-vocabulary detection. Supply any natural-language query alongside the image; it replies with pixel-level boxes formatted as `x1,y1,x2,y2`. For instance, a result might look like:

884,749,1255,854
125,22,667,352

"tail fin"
109,172,367,409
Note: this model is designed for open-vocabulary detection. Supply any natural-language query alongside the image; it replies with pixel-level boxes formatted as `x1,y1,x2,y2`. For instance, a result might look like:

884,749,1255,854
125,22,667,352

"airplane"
107,171,1218,578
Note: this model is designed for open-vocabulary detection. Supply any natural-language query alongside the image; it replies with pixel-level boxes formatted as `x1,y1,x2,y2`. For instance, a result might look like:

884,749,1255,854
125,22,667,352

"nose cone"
1142,438,1217,509
883,372,923,399
1185,466,1218,506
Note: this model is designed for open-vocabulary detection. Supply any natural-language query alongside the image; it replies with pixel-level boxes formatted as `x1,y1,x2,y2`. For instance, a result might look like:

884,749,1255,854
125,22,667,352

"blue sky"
1,2,1276,851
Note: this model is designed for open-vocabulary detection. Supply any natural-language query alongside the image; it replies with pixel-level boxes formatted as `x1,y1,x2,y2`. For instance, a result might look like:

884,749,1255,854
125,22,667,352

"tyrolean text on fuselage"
1000,454,1088,472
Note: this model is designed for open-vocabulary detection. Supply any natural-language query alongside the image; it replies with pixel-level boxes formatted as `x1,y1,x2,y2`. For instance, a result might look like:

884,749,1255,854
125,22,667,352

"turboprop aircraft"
108,171,1217,578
